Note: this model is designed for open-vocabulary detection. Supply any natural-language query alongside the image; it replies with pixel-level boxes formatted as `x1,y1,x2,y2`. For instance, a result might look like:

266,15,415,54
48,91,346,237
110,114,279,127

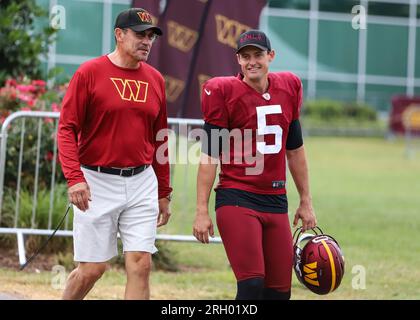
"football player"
193,30,317,300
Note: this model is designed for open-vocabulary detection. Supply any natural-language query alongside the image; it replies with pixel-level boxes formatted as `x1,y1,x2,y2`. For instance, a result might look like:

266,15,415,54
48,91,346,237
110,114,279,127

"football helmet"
293,226,345,295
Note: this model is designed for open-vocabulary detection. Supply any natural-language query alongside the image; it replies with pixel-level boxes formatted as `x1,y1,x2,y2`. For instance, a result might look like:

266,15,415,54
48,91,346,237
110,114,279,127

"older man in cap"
58,8,172,300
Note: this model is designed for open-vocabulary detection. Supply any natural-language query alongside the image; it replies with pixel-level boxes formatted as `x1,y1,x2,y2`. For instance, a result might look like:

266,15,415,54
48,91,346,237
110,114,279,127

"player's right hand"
193,210,214,244
68,182,91,212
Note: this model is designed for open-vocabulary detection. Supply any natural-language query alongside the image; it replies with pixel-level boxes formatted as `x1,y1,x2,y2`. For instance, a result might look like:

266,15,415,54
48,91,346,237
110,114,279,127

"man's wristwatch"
165,193,172,202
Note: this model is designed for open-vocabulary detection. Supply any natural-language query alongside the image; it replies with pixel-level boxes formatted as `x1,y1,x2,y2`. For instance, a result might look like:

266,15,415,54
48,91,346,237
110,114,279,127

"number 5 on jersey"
256,105,283,155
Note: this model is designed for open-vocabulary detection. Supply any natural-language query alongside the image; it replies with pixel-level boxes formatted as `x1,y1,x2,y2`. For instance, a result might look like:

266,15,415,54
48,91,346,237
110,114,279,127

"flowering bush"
0,77,68,192
0,77,66,120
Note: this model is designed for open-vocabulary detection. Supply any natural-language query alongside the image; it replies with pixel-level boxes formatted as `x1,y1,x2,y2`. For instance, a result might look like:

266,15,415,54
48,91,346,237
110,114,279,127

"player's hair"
114,28,128,44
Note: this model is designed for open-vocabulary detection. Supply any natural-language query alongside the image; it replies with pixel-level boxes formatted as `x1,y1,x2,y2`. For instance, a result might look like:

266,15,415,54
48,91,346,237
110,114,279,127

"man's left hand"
293,200,317,232
157,198,171,227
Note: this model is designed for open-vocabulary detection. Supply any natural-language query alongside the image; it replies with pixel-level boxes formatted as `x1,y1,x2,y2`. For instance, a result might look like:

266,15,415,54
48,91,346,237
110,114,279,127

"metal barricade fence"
0,111,221,267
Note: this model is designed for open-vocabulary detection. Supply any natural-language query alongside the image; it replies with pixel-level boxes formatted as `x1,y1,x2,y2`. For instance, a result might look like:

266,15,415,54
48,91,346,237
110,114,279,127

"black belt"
82,164,149,177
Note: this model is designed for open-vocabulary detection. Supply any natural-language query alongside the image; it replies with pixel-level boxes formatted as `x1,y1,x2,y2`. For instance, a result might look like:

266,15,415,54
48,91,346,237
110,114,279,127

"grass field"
1,136,419,299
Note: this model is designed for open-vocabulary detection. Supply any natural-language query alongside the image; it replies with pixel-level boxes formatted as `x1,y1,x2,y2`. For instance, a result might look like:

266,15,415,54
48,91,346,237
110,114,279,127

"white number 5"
256,105,282,154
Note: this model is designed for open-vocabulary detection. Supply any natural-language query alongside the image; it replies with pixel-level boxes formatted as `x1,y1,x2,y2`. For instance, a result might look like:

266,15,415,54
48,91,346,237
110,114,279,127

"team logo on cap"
137,11,152,23
240,34,263,43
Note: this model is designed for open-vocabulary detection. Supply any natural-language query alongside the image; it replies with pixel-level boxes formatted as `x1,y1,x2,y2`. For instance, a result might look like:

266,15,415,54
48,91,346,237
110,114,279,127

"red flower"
27,98,37,107
51,103,61,112
44,117,53,124
5,79,17,87
31,80,46,87
44,151,54,162
16,84,37,93
17,93,32,102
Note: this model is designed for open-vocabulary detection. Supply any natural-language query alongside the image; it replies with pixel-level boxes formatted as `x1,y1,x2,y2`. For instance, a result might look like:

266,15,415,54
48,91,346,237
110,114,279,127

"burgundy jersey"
201,72,303,195
58,55,172,198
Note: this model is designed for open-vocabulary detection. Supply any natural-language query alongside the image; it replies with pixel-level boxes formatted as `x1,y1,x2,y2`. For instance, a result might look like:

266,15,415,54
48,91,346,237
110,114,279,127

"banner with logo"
390,95,420,135
152,0,209,117
182,0,266,118
132,0,267,118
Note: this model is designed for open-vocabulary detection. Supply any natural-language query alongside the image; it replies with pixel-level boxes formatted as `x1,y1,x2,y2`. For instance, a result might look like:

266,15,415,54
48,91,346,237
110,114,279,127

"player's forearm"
152,101,172,198
57,124,85,187
152,161,173,199
152,139,173,199
286,145,312,204
196,155,218,214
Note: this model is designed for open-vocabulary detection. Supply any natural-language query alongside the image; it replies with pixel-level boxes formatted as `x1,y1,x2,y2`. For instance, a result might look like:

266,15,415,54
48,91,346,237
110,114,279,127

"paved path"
0,292,23,300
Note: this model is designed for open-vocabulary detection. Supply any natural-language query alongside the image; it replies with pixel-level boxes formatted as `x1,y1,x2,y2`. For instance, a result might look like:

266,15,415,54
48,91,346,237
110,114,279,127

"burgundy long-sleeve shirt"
58,55,172,199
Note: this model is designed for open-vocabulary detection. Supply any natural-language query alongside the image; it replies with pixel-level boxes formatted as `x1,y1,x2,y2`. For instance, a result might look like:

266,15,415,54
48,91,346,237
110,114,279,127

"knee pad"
263,288,291,300
235,277,264,300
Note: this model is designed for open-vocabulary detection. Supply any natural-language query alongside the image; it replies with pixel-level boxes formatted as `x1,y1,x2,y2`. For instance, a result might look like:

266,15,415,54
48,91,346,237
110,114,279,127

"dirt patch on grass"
0,248,229,300
0,247,57,273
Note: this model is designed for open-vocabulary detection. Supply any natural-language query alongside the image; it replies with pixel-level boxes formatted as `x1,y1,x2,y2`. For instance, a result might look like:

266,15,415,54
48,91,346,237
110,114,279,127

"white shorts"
72,165,159,262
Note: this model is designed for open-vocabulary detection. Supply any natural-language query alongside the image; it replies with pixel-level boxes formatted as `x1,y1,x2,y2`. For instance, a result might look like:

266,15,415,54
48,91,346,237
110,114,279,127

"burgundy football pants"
216,205,293,292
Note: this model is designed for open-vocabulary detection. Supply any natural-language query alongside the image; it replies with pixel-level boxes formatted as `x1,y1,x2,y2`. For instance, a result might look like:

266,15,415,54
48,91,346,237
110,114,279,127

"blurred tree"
0,0,57,85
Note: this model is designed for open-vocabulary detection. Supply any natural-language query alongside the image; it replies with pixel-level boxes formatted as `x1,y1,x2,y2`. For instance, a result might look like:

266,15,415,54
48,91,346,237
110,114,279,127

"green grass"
301,117,387,130
294,137,420,299
1,136,419,299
